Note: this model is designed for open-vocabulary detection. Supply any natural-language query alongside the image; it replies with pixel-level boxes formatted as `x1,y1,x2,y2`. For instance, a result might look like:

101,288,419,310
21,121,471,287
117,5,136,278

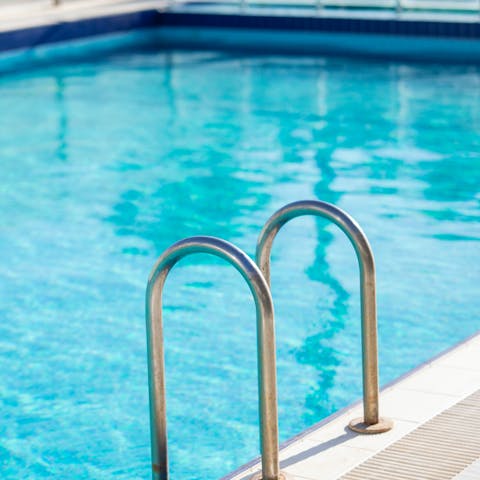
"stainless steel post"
256,200,393,434
146,236,288,479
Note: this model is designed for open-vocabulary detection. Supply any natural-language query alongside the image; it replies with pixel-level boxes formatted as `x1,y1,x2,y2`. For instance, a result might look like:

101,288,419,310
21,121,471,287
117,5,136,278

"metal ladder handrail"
256,200,393,434
146,235,289,480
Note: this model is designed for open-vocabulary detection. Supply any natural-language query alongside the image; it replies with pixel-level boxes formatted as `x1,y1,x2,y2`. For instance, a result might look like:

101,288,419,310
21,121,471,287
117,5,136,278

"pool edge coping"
221,329,480,480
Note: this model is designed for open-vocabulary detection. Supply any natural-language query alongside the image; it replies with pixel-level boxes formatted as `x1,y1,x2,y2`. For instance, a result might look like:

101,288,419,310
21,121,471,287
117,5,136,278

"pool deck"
224,332,480,480
0,0,166,33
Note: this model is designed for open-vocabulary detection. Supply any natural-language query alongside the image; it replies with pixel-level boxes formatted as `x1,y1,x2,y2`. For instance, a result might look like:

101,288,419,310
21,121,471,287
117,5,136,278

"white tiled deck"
0,0,166,33
225,333,480,480
1,0,479,35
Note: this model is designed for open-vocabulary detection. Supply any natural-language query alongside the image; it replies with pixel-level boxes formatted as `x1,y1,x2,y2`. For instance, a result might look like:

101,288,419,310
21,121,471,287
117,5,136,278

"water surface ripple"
0,43,479,479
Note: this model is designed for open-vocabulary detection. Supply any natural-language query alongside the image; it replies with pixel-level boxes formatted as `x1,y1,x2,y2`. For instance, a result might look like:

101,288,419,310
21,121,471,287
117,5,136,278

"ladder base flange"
348,416,394,434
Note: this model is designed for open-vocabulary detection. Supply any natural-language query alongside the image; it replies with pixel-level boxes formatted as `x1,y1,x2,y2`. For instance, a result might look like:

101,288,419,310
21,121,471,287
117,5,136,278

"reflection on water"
0,45,479,480
300,172,350,421
104,55,276,251
55,75,69,162
297,72,351,421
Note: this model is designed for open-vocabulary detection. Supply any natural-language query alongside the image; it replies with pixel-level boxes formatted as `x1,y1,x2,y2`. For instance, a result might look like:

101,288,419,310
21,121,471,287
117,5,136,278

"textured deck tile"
340,390,480,480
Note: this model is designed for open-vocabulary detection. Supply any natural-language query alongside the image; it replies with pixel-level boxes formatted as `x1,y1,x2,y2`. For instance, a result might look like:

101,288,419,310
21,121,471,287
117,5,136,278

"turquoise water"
1,36,479,479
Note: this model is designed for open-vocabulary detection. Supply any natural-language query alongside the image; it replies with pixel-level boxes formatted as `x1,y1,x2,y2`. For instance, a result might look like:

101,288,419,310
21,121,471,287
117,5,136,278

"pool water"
0,35,479,480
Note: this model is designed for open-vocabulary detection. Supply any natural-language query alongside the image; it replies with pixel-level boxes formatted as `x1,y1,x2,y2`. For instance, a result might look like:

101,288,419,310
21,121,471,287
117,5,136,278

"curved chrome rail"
256,200,392,434
146,236,288,480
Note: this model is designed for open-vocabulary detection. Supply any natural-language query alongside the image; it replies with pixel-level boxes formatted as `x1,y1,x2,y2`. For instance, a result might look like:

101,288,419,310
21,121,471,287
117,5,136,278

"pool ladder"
145,200,393,480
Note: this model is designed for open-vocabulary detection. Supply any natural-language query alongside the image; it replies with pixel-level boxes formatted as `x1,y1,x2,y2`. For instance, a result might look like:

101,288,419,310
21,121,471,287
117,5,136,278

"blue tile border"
0,9,162,53
159,12,480,39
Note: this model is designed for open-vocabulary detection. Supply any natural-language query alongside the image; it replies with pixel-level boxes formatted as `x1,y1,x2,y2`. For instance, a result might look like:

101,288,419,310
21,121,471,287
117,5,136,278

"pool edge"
1,4,480,62
222,329,480,480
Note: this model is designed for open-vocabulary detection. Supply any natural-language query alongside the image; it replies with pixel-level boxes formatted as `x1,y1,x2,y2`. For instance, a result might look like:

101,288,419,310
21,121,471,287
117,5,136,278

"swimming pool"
0,35,479,479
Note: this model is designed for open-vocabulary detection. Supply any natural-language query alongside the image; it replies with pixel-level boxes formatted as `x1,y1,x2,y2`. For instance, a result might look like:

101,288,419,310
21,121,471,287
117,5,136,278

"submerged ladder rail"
146,235,289,480
256,200,392,434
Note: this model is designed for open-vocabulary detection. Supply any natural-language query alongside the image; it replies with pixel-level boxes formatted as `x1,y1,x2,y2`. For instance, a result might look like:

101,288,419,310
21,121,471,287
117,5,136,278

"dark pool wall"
0,10,162,52
1,8,480,61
